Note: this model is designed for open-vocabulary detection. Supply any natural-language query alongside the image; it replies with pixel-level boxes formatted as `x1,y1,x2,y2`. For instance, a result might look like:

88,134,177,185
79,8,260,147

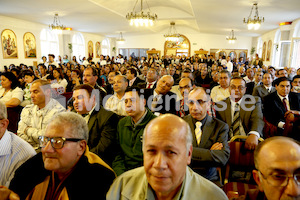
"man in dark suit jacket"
264,77,300,140
143,75,177,116
215,77,264,150
252,72,276,105
126,67,145,88
245,71,263,94
104,71,119,95
184,87,230,182
73,84,119,166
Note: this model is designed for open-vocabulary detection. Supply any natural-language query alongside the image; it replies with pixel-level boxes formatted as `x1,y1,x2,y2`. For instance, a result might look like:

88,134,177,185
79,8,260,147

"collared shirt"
17,98,66,150
146,81,156,89
210,86,230,102
152,90,163,116
230,98,260,138
80,104,97,124
0,86,24,103
0,130,36,187
131,109,148,128
129,77,137,87
104,93,127,116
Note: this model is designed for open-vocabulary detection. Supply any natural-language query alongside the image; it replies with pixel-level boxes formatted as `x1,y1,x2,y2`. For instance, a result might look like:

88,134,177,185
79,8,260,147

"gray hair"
0,101,7,119
142,115,193,155
48,112,89,141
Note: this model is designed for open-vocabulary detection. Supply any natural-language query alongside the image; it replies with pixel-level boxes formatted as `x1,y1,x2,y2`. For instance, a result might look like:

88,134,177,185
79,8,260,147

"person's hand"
0,186,20,200
210,142,223,150
284,110,300,118
245,134,258,150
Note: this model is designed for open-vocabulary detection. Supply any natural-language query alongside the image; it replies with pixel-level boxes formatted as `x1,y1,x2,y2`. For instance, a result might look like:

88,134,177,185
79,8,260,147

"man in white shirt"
17,79,66,151
104,75,128,116
210,70,231,102
243,68,255,83
45,54,59,68
226,56,233,73
0,101,36,187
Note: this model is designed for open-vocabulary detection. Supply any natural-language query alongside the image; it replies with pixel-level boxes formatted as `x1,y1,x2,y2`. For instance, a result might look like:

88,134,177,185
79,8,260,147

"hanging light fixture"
226,30,237,44
49,13,66,34
126,0,157,27
164,22,180,42
116,32,125,44
243,3,264,30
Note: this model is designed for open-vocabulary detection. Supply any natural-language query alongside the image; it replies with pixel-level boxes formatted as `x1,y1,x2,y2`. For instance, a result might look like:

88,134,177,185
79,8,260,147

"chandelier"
49,13,66,34
116,32,125,44
126,0,157,27
226,30,237,44
243,3,264,30
164,22,180,42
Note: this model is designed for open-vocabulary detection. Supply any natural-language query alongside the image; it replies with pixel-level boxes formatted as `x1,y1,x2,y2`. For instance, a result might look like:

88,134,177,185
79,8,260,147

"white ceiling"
0,0,299,38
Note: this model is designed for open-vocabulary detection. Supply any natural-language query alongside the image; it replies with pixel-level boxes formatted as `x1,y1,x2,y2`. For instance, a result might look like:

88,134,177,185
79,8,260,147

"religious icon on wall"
88,41,93,58
95,42,101,58
1,29,18,59
266,40,272,61
23,32,36,58
262,41,266,61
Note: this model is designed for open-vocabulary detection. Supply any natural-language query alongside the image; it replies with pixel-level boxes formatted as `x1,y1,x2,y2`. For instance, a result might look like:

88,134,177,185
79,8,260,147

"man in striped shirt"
0,101,36,187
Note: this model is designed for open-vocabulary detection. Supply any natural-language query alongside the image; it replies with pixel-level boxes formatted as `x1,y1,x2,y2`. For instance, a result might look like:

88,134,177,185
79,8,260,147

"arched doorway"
164,34,191,57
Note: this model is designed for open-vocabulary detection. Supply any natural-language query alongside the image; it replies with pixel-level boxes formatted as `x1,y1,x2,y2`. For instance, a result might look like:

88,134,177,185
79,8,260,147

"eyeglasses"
187,99,208,106
258,170,300,187
38,136,83,149
230,85,246,91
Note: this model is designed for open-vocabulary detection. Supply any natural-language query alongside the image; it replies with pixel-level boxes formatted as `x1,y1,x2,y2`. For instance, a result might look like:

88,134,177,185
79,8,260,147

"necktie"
147,83,152,89
231,103,240,137
179,99,185,117
282,98,288,111
195,122,202,145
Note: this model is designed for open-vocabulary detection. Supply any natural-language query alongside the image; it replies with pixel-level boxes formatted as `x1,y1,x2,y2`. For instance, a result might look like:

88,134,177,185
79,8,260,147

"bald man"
107,114,227,200
144,75,178,116
247,137,300,200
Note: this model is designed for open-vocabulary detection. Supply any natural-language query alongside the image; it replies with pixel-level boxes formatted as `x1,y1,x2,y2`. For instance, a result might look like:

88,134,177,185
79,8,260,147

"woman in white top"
52,68,68,91
0,72,24,107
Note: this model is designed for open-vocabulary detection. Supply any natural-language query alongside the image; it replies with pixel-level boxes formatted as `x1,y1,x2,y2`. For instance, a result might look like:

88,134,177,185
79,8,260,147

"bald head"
254,136,300,169
143,114,192,153
155,75,174,95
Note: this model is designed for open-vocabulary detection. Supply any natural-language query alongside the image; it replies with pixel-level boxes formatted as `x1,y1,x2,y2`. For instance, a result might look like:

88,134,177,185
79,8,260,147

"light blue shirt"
0,130,36,187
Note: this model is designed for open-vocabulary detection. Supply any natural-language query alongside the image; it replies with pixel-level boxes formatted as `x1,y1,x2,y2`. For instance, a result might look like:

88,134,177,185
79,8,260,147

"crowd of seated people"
0,52,300,199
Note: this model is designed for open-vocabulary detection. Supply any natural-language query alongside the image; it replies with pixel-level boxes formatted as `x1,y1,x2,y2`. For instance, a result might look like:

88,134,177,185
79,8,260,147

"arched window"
257,37,263,58
272,29,281,66
101,38,110,56
72,33,85,61
40,29,59,58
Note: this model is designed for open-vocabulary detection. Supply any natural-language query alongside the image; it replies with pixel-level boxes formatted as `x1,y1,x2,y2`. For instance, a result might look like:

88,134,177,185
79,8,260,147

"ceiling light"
226,30,237,44
49,13,66,34
243,3,264,30
116,32,125,44
126,0,157,27
164,22,180,42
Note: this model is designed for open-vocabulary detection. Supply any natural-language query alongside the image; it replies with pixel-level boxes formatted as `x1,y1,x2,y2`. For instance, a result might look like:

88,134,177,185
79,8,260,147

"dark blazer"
88,106,119,165
137,81,157,89
215,97,264,138
129,77,145,88
184,115,230,181
104,84,114,95
246,82,262,95
143,88,177,115
264,92,300,127
252,85,276,104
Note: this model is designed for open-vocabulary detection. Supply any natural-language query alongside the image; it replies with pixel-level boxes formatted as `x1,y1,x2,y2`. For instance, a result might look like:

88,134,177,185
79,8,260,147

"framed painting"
266,40,272,61
95,42,101,58
262,41,266,61
88,40,93,58
1,29,18,59
23,32,37,58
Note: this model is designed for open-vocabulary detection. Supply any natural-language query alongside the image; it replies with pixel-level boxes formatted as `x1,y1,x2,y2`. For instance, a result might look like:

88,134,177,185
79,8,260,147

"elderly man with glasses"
240,136,300,200
0,112,115,200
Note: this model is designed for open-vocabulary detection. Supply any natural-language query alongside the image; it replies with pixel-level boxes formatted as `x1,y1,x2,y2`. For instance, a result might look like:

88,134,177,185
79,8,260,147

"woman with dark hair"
0,72,24,107
52,68,68,91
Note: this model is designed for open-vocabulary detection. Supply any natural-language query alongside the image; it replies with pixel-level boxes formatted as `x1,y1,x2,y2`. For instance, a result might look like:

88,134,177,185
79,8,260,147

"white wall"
117,32,253,57
0,15,105,69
